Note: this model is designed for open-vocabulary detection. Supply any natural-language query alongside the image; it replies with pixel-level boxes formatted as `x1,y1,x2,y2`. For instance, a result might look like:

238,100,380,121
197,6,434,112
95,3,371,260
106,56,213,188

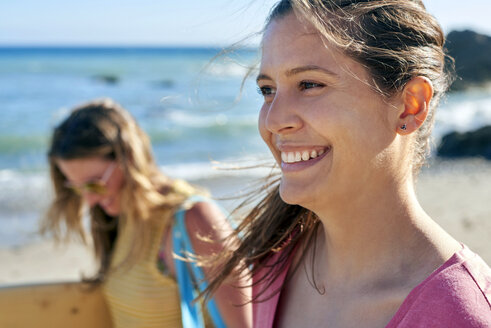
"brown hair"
204,0,454,301
42,99,187,283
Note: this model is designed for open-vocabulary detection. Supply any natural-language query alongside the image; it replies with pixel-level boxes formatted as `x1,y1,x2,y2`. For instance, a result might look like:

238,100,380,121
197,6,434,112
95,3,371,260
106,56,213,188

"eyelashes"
299,81,324,90
257,81,325,97
257,86,275,96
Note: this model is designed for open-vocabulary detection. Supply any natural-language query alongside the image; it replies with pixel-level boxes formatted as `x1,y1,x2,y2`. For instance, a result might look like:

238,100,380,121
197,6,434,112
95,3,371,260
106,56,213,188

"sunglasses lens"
65,181,106,195
70,186,83,195
65,181,81,195
85,182,107,195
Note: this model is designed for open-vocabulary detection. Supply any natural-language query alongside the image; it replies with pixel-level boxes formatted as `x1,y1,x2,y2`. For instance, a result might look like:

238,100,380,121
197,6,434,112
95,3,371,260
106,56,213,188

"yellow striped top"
102,181,199,328
102,210,182,328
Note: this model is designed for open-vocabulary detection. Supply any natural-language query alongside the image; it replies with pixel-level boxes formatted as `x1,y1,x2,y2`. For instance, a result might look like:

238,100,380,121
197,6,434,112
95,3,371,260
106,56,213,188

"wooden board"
0,281,113,328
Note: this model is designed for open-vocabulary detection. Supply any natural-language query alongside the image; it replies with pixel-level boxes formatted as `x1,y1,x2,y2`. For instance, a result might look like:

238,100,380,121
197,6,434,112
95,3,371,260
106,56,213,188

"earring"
401,124,407,130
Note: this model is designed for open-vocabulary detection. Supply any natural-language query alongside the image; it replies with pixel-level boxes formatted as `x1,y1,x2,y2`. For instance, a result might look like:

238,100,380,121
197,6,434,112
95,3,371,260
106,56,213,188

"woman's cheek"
258,105,270,143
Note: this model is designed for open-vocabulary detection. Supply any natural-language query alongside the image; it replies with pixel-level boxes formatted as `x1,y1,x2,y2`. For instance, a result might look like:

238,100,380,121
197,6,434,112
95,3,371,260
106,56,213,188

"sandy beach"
1,158,490,287
416,159,491,262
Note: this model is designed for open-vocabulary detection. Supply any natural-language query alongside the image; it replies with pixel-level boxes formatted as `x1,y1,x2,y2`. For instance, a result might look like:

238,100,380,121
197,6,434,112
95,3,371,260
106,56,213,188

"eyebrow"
256,65,338,83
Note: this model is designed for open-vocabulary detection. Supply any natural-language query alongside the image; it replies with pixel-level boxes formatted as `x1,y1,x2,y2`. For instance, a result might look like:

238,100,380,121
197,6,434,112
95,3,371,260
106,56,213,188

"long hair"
42,99,188,283
203,0,454,301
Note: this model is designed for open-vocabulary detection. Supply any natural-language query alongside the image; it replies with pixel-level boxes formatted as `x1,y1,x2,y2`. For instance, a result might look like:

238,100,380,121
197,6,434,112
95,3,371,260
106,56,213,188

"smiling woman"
204,1,491,327
57,159,123,216
41,99,252,328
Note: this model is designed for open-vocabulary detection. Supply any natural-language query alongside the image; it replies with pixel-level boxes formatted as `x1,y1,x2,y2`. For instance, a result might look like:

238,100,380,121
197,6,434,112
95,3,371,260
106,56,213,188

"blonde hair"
42,99,188,282
204,0,454,302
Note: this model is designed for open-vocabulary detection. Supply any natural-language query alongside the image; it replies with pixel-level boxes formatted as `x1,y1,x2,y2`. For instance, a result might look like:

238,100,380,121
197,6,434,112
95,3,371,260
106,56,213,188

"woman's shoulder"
169,192,232,257
387,245,491,327
182,199,229,238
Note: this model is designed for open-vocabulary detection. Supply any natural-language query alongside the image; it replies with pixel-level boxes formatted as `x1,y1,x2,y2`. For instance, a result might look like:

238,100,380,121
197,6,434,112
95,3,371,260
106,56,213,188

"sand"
0,239,97,286
0,159,490,287
416,159,491,262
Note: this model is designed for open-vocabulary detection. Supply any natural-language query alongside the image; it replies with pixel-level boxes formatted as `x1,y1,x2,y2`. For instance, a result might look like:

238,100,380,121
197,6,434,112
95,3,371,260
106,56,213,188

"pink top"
253,245,491,327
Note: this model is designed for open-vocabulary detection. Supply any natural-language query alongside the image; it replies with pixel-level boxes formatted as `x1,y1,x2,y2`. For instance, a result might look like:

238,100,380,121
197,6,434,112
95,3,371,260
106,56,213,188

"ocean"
1,46,490,247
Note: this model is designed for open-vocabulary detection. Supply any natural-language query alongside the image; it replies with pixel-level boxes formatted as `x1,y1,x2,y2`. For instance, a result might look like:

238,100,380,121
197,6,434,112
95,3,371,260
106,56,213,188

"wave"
160,108,257,128
203,61,254,78
0,170,52,214
0,135,48,154
434,91,491,141
160,157,275,181
0,115,258,155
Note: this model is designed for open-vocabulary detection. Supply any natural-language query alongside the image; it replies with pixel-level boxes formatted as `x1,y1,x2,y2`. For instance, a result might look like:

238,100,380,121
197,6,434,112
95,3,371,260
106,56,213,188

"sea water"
1,46,490,247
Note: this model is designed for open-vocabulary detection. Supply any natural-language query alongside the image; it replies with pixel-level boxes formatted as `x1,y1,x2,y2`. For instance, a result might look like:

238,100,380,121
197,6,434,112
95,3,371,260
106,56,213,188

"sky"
0,0,490,46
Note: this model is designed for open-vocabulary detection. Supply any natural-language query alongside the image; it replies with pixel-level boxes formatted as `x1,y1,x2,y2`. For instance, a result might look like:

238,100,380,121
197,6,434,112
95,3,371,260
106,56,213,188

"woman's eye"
299,81,324,90
257,86,276,96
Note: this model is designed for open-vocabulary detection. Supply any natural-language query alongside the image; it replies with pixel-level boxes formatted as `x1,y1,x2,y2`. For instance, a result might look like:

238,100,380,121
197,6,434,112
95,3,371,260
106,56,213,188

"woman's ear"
397,76,433,135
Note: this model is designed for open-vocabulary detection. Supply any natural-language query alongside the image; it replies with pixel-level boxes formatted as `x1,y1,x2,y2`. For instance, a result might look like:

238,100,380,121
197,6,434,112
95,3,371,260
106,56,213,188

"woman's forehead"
57,157,111,179
262,14,317,50
260,14,368,82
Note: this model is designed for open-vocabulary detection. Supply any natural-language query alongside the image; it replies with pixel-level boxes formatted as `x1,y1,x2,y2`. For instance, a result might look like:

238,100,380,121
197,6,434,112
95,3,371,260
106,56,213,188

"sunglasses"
64,162,117,195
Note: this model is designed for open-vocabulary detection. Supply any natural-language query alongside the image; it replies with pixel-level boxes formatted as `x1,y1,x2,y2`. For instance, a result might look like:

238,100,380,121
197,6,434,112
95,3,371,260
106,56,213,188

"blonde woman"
43,99,251,328
205,1,491,327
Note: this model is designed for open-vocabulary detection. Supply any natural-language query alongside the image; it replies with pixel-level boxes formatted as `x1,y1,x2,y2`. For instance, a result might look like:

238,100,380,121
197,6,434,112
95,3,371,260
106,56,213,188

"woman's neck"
307,179,460,289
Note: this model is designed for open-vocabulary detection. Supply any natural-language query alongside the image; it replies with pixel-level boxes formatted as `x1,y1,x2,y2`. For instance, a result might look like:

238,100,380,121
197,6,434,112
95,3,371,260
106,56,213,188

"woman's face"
57,157,125,216
257,14,402,211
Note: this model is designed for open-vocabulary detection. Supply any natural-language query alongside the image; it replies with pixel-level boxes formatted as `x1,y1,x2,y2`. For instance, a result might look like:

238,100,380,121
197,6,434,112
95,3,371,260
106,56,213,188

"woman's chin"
279,181,306,206
105,208,120,216
100,199,120,216
102,205,120,216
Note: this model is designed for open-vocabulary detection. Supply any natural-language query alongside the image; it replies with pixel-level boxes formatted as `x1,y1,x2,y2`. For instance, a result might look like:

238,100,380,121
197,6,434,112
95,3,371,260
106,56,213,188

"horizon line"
0,44,260,49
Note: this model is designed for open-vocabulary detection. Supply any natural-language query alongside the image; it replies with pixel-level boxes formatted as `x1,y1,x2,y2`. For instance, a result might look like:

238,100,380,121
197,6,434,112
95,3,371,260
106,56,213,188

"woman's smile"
278,146,331,172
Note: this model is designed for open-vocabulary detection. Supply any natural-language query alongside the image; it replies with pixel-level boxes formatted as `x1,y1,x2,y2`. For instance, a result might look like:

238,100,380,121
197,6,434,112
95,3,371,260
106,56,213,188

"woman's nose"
262,92,303,135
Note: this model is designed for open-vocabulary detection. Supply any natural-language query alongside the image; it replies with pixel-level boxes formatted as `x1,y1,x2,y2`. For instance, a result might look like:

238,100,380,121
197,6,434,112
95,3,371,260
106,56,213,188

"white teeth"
280,149,327,163
281,152,288,163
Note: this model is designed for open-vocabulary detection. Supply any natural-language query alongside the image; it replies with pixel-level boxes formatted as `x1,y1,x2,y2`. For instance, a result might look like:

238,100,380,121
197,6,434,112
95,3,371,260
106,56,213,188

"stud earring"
401,124,407,130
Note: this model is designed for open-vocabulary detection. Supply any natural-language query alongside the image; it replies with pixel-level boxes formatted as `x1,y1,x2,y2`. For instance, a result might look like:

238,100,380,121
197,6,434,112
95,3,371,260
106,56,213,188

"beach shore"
416,159,491,262
1,158,490,287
